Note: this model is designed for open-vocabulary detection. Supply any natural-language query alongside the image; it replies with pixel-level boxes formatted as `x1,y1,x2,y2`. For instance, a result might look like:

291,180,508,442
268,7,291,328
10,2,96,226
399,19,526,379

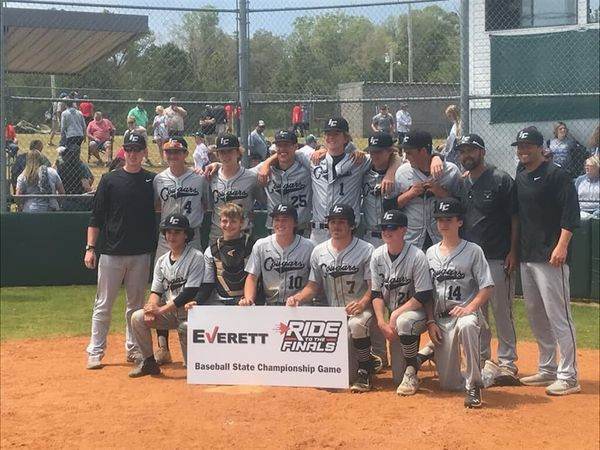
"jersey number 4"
446,285,462,301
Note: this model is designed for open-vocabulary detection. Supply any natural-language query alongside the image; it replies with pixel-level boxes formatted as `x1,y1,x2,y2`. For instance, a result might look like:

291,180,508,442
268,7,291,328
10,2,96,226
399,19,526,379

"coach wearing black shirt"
83,132,157,370
457,134,519,386
512,127,581,396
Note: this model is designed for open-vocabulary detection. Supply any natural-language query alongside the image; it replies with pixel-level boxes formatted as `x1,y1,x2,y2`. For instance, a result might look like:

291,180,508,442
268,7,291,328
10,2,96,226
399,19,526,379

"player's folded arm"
194,283,215,305
413,289,433,305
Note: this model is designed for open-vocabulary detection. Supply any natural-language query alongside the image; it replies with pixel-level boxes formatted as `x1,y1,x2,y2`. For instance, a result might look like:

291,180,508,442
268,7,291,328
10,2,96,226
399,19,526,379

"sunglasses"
124,146,144,152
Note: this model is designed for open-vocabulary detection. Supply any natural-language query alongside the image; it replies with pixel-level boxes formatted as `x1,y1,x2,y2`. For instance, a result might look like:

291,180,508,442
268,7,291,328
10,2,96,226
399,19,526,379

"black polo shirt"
89,168,157,255
514,161,580,263
460,164,514,260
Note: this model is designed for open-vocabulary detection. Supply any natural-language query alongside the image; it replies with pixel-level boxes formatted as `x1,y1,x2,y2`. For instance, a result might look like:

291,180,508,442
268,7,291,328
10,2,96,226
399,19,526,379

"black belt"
312,222,328,230
369,231,382,238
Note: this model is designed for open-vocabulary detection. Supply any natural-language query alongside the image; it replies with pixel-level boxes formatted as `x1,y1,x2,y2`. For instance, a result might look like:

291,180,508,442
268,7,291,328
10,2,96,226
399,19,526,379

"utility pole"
407,2,414,83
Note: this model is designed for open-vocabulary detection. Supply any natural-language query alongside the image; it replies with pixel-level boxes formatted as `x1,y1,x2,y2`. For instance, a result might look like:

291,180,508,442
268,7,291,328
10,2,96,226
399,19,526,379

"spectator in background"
16,148,64,212
213,104,227,136
193,131,210,171
248,120,269,161
299,134,318,154
60,99,86,159
224,102,236,133
108,147,126,172
128,98,148,129
395,102,412,143
11,140,51,192
575,156,600,218
125,116,153,167
4,121,18,160
87,111,115,166
56,147,94,211
79,95,95,127
548,122,587,178
164,97,187,137
153,105,169,166
588,124,599,157
48,92,68,147
439,104,462,166
301,103,310,134
199,105,217,144
371,104,395,134
292,103,304,136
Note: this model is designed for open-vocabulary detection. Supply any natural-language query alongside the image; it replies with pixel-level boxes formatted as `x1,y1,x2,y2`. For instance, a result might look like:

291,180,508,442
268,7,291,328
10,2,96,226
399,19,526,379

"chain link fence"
1,0,599,212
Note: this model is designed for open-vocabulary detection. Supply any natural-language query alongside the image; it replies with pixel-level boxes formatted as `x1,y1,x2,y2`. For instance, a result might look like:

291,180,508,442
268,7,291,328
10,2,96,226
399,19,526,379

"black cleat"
350,369,372,393
416,351,434,369
128,356,161,378
464,386,482,408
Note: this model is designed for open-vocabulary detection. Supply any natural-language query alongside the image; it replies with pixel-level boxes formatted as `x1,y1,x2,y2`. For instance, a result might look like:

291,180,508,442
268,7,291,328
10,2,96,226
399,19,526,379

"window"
486,0,577,30
590,0,600,23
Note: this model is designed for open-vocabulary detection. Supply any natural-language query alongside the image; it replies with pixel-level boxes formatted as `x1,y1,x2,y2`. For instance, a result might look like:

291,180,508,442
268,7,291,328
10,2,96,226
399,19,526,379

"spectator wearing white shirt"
153,105,169,166
164,97,187,137
575,156,600,218
193,131,210,171
395,102,412,143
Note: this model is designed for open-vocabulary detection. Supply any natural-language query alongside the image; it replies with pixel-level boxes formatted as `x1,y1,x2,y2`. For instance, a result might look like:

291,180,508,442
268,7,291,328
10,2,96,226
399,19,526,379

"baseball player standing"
129,214,205,376
286,204,377,392
457,134,520,385
426,198,494,408
241,204,314,306
512,127,581,395
83,132,157,370
370,210,433,395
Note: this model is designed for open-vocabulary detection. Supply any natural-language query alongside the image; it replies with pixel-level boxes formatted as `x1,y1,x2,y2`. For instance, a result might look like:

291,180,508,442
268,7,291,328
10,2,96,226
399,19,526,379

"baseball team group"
82,115,581,408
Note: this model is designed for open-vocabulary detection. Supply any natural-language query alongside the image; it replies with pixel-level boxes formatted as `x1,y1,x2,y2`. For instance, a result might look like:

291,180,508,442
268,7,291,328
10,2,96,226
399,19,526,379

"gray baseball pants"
389,309,428,384
86,253,152,358
520,262,578,382
480,259,518,372
131,308,188,365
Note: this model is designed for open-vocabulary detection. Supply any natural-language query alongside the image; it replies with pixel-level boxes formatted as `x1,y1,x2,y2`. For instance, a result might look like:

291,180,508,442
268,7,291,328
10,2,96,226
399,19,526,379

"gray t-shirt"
16,166,62,212
372,113,395,133
248,130,269,160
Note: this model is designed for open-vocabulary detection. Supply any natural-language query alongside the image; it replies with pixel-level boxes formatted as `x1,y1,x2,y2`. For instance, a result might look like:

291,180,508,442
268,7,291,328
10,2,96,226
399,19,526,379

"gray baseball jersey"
154,168,209,228
260,160,312,229
370,243,432,311
309,237,374,307
296,150,371,226
426,240,494,316
151,245,205,305
394,161,461,248
245,234,314,305
208,166,261,240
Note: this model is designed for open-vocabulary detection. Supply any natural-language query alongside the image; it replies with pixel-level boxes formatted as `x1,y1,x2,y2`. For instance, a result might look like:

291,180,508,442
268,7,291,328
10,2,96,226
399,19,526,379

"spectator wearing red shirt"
87,111,115,165
292,104,303,137
5,122,19,159
224,103,234,133
79,95,95,126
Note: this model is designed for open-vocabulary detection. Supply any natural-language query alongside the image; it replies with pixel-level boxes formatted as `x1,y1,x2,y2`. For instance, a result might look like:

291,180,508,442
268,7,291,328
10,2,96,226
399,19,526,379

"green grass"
1,286,598,348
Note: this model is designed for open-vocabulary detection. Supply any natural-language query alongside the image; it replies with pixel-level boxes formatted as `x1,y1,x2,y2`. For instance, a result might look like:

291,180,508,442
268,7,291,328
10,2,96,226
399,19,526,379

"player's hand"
143,312,156,323
309,147,327,165
184,301,196,311
345,301,364,316
549,243,568,267
378,321,397,341
408,182,426,198
349,150,366,166
504,250,518,274
84,249,96,269
430,155,444,179
203,162,220,180
426,180,445,198
193,167,204,175
427,322,443,345
381,175,395,195
144,303,161,315
286,295,301,307
449,305,474,317
257,168,270,186
238,297,255,306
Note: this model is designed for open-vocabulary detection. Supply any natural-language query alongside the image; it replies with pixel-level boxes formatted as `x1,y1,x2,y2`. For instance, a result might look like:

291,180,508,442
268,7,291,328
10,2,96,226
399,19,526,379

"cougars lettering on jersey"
154,169,208,228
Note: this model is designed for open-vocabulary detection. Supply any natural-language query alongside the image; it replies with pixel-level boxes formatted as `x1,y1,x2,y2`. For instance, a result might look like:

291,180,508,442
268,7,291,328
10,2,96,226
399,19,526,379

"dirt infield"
1,335,598,449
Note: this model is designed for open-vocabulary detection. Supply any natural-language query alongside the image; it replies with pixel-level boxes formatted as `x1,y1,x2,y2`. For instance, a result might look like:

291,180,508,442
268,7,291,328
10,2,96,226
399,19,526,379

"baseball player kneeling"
425,198,494,408
129,214,205,377
241,204,314,306
370,210,433,396
286,204,379,393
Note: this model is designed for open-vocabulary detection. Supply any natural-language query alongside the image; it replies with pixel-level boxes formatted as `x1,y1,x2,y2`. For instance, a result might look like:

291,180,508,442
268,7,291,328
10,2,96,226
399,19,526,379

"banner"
187,306,349,389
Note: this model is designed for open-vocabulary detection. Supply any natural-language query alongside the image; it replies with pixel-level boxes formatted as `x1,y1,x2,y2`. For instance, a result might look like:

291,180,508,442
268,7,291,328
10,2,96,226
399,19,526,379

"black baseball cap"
511,127,544,146
325,204,355,225
433,197,464,218
457,134,485,151
123,132,146,151
366,131,394,151
270,203,298,222
160,213,190,231
194,131,205,138
323,117,349,133
377,210,408,230
401,130,432,151
274,129,298,144
216,134,240,150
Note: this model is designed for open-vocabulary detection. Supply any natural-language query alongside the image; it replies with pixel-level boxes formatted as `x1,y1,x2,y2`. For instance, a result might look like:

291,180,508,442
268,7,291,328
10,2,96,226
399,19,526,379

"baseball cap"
257,120,266,127
305,134,317,145
163,138,187,151
511,127,544,146
269,203,298,222
160,213,191,231
274,129,298,144
377,210,408,230
123,132,146,151
366,131,394,151
194,131,205,138
169,96,177,103
325,204,355,225
401,130,432,151
136,97,144,103
433,197,464,218
216,134,240,150
457,134,485,151
323,117,349,133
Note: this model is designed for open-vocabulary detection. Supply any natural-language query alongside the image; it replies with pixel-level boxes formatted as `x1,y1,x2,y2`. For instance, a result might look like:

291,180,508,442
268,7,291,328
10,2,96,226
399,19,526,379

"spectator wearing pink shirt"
87,111,115,165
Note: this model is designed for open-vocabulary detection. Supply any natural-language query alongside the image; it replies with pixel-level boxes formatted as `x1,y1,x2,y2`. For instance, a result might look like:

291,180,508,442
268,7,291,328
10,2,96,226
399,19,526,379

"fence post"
238,0,250,165
0,0,7,213
460,0,469,135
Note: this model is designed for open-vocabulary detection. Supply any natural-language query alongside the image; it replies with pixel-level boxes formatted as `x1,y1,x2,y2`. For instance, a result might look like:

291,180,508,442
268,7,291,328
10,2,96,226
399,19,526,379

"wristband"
426,319,436,325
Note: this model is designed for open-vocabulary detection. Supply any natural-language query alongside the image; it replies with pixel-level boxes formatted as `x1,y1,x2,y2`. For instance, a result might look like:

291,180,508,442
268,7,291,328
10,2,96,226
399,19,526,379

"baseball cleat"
350,369,372,393
482,360,501,388
86,355,103,370
494,366,521,386
464,386,482,408
370,353,384,374
416,351,435,370
396,366,419,396
128,357,161,378
545,379,581,396
520,372,556,387
154,347,172,365
126,352,143,364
